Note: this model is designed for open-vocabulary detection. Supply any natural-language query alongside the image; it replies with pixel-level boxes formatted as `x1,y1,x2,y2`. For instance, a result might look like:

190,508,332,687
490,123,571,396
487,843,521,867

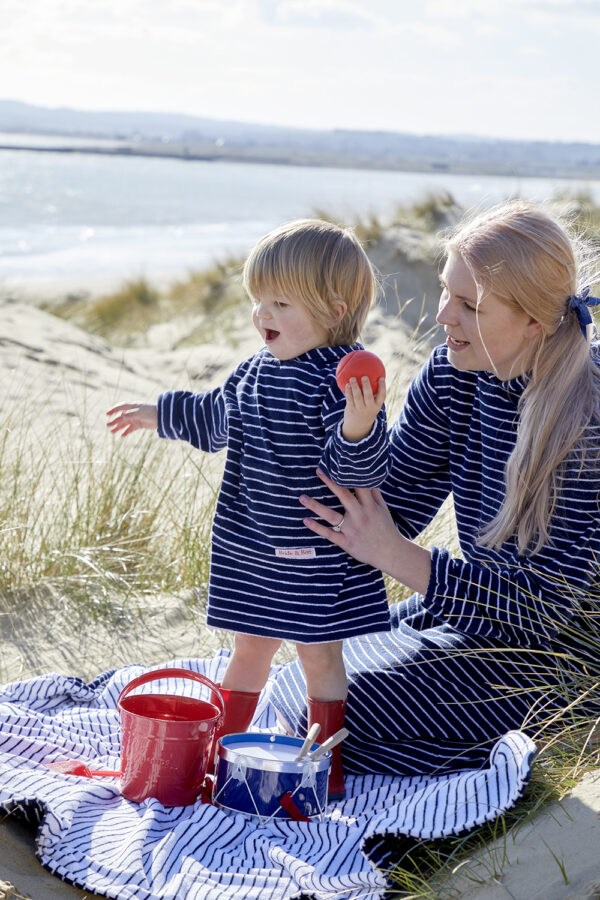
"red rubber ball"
335,349,386,394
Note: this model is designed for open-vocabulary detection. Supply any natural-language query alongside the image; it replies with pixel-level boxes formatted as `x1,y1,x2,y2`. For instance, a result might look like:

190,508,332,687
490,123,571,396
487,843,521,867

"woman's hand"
299,469,398,570
106,402,158,437
300,469,432,594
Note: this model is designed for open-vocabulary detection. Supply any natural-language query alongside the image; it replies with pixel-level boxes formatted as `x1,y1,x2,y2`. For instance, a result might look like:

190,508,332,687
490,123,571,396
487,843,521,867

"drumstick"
308,727,349,761
294,722,321,762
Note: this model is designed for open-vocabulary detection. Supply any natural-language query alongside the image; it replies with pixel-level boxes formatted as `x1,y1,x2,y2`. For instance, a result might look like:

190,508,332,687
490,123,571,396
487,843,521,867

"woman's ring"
332,516,345,533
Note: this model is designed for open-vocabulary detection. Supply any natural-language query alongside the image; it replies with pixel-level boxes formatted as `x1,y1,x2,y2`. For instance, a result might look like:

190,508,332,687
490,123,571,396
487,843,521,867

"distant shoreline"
3,140,600,181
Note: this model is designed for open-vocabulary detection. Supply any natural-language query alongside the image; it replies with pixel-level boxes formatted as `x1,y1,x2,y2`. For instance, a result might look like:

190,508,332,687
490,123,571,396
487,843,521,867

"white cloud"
1,0,599,140
426,0,600,28
273,0,380,29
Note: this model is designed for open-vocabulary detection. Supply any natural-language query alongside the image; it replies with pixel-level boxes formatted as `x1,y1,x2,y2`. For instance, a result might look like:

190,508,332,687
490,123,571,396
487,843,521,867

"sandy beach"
1,286,598,899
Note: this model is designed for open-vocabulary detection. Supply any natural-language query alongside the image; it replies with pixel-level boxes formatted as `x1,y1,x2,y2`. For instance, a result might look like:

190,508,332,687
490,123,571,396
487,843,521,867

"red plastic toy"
335,349,386,394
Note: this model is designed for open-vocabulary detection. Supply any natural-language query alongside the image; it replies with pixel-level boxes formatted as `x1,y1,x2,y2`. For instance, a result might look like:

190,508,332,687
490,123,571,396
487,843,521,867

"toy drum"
214,733,330,823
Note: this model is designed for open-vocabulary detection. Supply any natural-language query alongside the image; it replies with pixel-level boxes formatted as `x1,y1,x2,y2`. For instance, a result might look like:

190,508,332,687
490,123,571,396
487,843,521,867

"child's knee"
296,640,344,673
234,633,281,661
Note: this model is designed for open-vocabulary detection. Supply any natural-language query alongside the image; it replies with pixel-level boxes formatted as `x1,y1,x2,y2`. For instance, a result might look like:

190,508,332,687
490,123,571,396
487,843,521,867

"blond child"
107,219,390,798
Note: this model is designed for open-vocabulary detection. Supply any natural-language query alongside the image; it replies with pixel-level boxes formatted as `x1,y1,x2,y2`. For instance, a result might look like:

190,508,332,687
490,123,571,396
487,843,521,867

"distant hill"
2,98,600,178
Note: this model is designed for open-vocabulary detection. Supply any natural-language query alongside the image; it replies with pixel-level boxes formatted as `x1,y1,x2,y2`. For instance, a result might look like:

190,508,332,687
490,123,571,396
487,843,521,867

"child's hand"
106,402,158,437
341,376,386,442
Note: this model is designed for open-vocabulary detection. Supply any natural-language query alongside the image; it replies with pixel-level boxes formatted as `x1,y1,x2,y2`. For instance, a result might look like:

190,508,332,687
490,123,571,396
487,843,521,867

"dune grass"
0,402,220,682
0,419,216,602
4,190,600,894
1,369,597,897
49,256,246,347
47,189,600,351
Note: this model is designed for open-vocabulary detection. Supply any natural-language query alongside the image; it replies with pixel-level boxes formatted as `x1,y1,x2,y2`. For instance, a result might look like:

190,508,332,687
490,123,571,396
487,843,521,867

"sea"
2,140,600,296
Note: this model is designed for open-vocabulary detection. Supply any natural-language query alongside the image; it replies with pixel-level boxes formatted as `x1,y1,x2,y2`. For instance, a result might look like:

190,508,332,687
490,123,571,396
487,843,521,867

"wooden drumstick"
294,722,321,762
308,727,349,761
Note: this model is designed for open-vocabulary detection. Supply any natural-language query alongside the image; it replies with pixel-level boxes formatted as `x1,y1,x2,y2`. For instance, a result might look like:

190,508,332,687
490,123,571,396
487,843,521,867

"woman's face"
436,252,541,380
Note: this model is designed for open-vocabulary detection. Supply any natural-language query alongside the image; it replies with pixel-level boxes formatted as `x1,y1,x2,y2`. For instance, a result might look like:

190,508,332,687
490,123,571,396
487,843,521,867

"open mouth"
447,335,468,348
265,329,280,342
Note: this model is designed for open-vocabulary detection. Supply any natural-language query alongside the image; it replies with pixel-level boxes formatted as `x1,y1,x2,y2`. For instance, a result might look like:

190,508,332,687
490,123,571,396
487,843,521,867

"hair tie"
567,287,600,338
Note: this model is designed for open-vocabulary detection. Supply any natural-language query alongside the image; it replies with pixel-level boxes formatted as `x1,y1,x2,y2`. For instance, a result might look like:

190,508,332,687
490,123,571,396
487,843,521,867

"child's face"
251,291,331,360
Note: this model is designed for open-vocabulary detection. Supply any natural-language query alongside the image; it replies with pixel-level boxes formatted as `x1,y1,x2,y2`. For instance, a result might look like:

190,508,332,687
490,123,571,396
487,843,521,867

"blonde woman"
107,219,390,798
272,200,600,776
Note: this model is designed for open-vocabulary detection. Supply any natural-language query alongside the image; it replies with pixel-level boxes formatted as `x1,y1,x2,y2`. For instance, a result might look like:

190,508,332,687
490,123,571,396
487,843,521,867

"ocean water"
2,144,599,294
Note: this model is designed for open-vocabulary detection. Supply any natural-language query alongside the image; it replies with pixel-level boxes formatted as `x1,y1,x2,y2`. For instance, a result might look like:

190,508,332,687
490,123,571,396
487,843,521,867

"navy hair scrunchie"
568,287,600,337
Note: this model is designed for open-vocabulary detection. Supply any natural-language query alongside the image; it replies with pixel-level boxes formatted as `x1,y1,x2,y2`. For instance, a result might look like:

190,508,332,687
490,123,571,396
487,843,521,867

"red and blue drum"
214,733,330,823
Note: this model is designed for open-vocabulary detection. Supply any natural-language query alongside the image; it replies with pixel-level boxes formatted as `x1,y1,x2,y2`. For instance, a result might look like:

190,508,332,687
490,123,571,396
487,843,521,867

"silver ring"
332,516,345,533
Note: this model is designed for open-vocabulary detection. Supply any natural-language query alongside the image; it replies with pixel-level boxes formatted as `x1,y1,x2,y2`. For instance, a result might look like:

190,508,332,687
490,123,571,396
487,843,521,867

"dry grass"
5,191,600,893
50,256,246,347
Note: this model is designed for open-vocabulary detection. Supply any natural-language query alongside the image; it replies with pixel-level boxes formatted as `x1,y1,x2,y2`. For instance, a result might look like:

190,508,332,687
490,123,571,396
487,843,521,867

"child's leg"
221,632,282,692
209,632,282,771
295,640,347,701
296,641,348,799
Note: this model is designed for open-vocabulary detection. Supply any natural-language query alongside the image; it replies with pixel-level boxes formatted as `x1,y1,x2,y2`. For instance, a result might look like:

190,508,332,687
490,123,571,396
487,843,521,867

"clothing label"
275,547,317,559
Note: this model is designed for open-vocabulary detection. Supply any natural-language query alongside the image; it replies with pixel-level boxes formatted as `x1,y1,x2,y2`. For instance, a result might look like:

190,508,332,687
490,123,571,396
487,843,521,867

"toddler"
106,218,391,797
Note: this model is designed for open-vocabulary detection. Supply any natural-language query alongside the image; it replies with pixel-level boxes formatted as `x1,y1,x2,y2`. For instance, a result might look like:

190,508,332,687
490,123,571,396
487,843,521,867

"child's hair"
243,218,377,344
446,199,600,555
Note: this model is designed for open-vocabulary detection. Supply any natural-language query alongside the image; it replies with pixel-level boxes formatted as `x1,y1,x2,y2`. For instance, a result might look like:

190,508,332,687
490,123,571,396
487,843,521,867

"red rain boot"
209,685,260,772
307,697,347,801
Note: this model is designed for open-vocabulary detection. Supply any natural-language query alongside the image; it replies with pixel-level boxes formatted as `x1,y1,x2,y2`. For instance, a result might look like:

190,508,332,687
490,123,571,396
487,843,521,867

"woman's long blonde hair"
446,200,600,555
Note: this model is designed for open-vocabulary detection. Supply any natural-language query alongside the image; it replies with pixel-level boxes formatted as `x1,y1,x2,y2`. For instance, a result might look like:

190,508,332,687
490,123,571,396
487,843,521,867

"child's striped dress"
158,343,391,643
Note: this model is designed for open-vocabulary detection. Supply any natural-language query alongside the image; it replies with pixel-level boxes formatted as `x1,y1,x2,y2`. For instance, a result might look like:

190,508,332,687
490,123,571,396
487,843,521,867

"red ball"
335,350,386,394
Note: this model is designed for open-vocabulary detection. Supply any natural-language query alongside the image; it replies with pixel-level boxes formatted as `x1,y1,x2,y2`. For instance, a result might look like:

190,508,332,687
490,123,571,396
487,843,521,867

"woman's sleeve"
424,518,600,647
157,387,228,452
380,350,454,537
318,382,389,487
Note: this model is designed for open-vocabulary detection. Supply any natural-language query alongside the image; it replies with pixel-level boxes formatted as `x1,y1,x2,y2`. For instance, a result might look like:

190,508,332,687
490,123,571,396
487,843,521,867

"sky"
2,0,600,144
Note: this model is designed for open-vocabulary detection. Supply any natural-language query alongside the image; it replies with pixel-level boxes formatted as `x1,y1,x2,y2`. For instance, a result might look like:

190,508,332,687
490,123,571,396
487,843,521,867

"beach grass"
46,189,600,349
3,189,600,893
0,415,217,604
1,358,597,897
49,256,246,347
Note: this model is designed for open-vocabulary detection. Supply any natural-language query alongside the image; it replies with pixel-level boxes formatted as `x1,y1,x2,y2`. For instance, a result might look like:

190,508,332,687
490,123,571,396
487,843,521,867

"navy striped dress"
271,344,600,774
158,344,391,642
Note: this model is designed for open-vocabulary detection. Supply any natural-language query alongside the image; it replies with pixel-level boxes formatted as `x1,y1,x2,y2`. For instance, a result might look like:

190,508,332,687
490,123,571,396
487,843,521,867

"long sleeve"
381,349,454,536
424,526,599,647
157,386,228,453
319,385,389,488
196,345,391,642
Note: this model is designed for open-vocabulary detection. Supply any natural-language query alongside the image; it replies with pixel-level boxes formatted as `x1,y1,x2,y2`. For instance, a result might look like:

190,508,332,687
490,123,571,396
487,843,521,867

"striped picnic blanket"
0,653,536,899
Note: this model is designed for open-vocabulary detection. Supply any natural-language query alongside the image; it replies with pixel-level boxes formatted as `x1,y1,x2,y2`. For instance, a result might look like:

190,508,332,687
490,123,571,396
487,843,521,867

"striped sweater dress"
158,344,391,643
271,343,600,774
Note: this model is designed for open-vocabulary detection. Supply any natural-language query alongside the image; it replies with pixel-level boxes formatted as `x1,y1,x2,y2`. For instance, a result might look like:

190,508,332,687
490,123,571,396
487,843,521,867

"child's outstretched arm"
341,376,386,442
106,402,158,437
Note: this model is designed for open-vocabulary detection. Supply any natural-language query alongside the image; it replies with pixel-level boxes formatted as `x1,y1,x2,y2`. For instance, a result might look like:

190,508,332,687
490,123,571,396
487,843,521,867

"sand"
441,770,600,899
1,288,598,899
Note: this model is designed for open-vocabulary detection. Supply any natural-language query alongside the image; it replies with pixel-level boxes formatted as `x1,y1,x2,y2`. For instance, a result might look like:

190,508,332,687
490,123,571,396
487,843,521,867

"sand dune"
1,291,598,899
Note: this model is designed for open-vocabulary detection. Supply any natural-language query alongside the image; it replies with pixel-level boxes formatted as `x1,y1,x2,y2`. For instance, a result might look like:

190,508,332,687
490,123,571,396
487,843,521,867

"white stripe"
0,658,536,899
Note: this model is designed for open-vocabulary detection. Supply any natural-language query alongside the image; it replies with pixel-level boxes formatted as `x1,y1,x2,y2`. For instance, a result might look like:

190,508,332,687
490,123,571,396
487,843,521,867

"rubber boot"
307,697,347,801
209,685,260,773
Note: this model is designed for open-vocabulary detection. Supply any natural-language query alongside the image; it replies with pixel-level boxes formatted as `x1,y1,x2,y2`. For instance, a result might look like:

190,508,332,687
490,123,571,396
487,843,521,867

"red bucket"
117,668,224,806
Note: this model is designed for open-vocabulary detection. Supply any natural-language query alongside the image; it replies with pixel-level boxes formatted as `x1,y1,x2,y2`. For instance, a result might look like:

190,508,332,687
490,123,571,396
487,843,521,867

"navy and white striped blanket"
0,654,536,899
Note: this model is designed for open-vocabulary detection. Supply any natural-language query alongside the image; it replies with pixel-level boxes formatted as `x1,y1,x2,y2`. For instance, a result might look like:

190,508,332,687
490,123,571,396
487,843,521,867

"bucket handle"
117,668,225,724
